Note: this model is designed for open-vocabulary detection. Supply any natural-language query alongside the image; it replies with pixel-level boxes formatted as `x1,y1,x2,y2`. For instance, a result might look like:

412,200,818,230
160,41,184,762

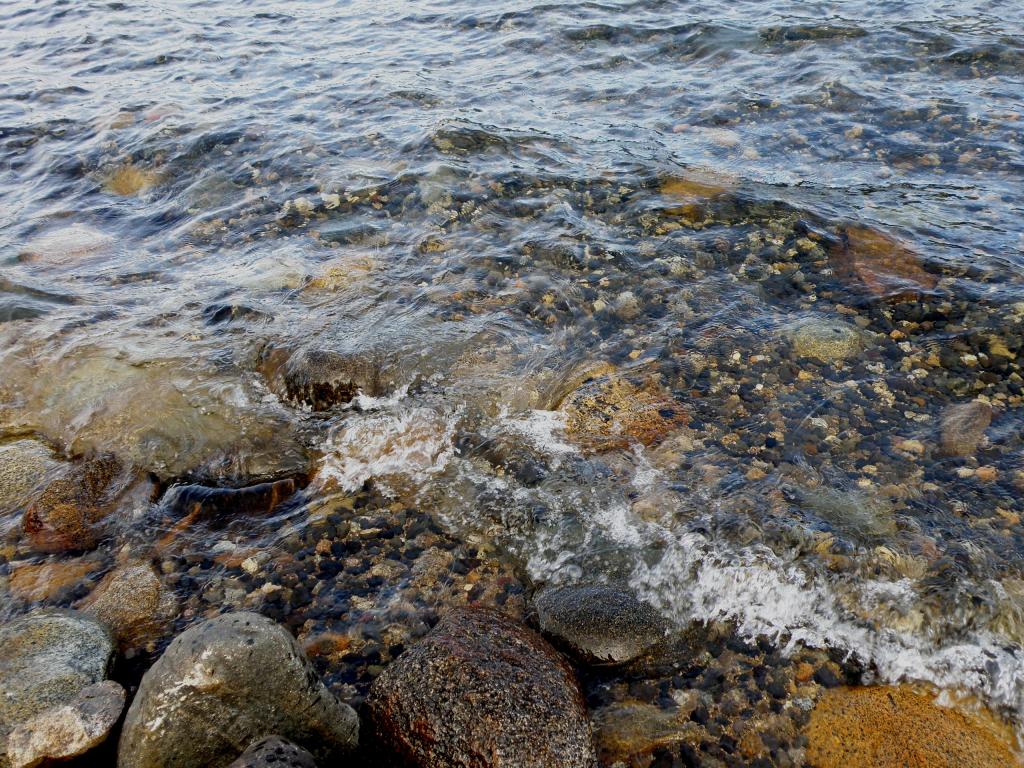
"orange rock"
78,562,178,651
830,225,936,300
9,559,101,602
559,371,687,453
806,686,1020,768
660,173,735,201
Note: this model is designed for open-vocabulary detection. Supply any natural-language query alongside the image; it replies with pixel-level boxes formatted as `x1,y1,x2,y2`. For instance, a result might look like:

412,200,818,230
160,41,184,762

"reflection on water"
2,0,1024,750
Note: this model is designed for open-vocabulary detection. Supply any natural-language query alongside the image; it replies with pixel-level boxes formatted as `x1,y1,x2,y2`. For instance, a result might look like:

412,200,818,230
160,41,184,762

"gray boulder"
0,609,114,766
535,584,668,664
117,612,358,768
366,607,595,768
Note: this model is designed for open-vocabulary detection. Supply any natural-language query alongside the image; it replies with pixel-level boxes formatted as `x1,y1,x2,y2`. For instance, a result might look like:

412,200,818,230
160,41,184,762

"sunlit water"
2,0,1024,734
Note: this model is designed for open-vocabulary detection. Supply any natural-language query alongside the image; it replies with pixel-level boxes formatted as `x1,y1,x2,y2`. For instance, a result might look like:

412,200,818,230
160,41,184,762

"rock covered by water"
0,610,115,766
939,400,992,457
534,584,668,664
365,607,596,768
118,611,358,768
259,344,391,411
77,561,179,653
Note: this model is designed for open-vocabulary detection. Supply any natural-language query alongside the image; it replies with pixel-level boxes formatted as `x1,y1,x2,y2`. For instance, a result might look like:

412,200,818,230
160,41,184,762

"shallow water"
2,0,1024,746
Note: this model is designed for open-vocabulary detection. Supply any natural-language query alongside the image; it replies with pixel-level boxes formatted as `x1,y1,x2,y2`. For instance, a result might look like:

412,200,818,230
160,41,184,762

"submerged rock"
259,345,388,410
118,611,358,768
535,584,668,664
22,454,130,554
0,610,114,758
783,316,867,363
225,737,317,768
78,562,178,653
806,685,1019,768
592,702,694,765
6,680,125,768
0,439,62,515
103,163,159,196
18,225,114,266
940,400,992,457
366,607,595,768
558,369,686,453
9,559,101,603
161,479,296,523
830,224,937,301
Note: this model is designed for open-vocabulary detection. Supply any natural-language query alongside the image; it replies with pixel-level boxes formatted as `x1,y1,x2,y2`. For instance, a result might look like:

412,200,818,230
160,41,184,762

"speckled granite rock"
366,607,595,768
225,736,317,768
535,584,668,664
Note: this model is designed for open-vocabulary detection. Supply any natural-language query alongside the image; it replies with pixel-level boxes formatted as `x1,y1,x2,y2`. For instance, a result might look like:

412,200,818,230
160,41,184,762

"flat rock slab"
0,609,114,757
117,611,358,768
366,607,595,768
535,584,668,665
6,680,125,768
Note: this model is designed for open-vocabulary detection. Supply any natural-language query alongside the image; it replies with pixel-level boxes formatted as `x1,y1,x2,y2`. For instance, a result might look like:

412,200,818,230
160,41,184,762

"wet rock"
78,562,178,652
0,439,62,515
226,737,317,768
161,479,296,523
306,255,375,292
316,220,383,246
783,317,867,363
260,346,387,410
9,559,101,603
830,224,936,300
103,164,158,196
558,370,686,453
592,702,693,765
0,610,114,756
6,680,125,768
535,584,668,664
366,607,595,768
18,225,114,266
22,455,130,553
806,685,1019,768
940,400,992,457
118,611,358,768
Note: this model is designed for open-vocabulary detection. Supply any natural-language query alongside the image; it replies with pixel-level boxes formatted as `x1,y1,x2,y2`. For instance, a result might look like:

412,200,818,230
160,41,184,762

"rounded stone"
117,612,358,768
78,562,178,652
365,607,595,768
535,584,668,664
0,610,114,752
225,737,317,768
784,317,867,363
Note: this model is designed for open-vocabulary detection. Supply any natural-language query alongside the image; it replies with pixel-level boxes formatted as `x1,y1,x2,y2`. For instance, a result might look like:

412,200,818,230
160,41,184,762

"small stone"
830,225,936,300
593,702,691,764
784,317,867,363
0,440,62,515
535,584,668,664
19,225,114,266
225,737,317,768
940,401,992,457
795,662,815,683
9,559,101,603
975,466,998,483
104,164,158,196
259,345,388,411
6,680,125,768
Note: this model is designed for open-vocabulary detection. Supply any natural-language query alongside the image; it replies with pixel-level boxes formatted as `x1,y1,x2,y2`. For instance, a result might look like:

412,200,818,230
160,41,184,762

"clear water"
2,0,1024,733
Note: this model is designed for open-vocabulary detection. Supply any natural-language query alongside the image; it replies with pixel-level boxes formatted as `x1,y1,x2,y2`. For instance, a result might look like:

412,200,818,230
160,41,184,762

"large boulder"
534,584,668,665
117,612,358,768
0,610,115,766
365,607,596,768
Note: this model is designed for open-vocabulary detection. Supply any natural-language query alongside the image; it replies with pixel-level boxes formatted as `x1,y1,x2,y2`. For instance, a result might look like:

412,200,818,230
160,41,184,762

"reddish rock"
366,607,595,768
830,225,936,301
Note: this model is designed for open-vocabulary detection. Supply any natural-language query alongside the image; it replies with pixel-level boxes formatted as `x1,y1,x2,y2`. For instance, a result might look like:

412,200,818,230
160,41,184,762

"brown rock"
6,680,125,768
366,607,595,768
259,345,388,410
23,455,131,553
9,559,101,603
593,702,693,764
559,371,686,453
806,686,1019,768
940,400,992,457
830,225,936,300
78,562,178,652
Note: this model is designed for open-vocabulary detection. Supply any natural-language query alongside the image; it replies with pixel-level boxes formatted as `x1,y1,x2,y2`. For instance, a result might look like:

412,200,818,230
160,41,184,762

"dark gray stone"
117,612,358,768
226,737,317,768
535,584,668,664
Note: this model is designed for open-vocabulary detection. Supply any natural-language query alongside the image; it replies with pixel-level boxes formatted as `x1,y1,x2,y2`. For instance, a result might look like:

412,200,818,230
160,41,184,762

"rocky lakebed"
2,0,1024,766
